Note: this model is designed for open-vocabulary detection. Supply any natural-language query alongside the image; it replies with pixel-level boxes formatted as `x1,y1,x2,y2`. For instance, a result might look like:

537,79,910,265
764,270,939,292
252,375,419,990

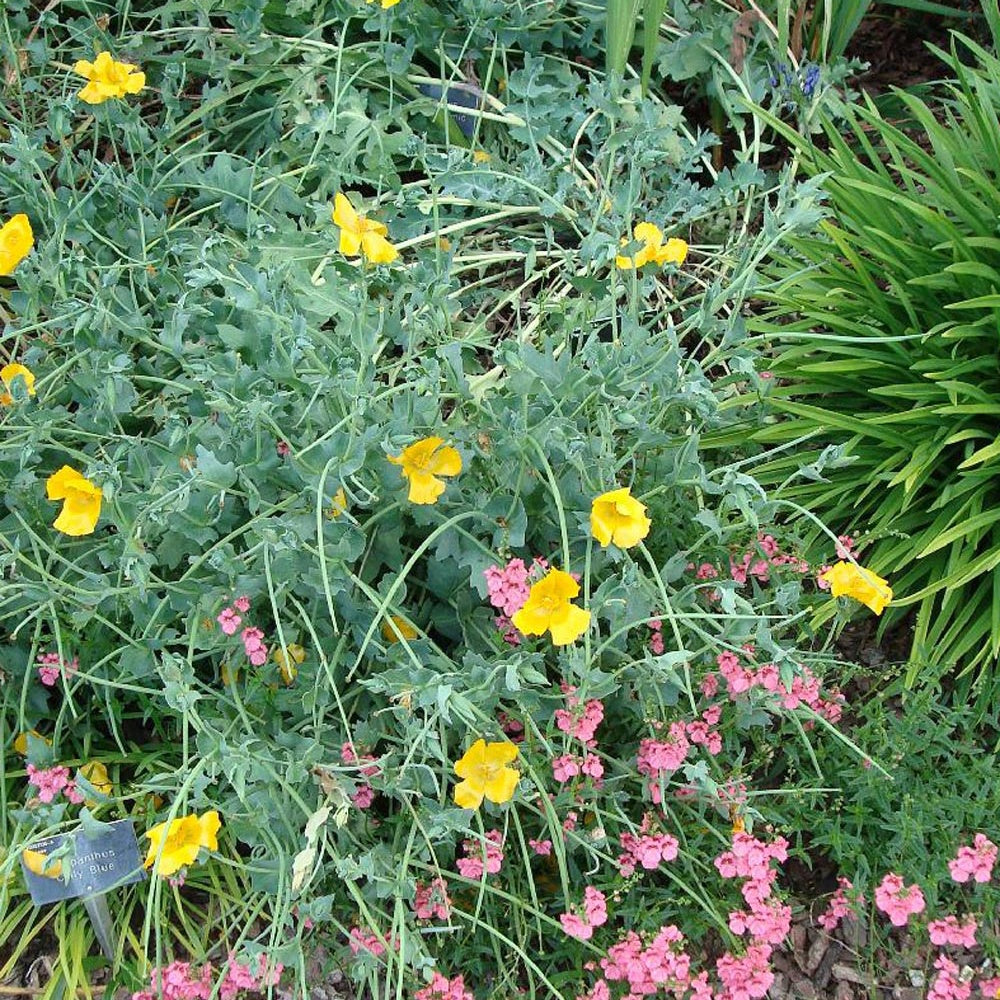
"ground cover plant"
1,3,999,1000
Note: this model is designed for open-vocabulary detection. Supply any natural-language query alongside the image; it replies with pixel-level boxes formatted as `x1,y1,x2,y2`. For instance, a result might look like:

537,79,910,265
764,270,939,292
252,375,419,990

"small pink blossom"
949,834,997,884
240,626,267,666
36,652,78,687
352,785,375,809
414,877,451,921
874,873,925,927
217,607,241,635
348,927,385,957
456,830,503,879
929,915,978,948
529,838,552,856
816,877,857,932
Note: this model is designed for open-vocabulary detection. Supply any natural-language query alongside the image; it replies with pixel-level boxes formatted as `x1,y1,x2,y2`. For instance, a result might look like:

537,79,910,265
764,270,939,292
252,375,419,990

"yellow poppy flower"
0,214,33,276
381,616,418,643
591,486,651,549
80,760,113,805
387,436,462,504
820,561,892,616
453,738,519,810
143,810,221,877
0,363,36,405
332,192,399,265
22,849,63,879
473,150,492,163
616,222,688,270
273,643,306,684
366,0,401,7
511,568,591,645
73,51,145,105
46,466,103,536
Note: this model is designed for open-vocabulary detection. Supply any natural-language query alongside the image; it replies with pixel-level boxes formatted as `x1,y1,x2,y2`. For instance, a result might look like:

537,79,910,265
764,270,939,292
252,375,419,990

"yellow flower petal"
80,760,113,803
454,739,486,779
273,643,306,683
13,730,50,756
360,230,399,264
483,767,520,804
656,237,688,266
453,779,485,810
547,603,591,645
198,810,221,851
0,363,36,405
381,616,419,643
632,221,664,246
23,849,62,879
0,214,34,277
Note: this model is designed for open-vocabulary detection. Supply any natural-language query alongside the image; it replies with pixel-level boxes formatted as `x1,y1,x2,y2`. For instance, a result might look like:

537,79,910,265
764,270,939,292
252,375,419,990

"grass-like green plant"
720,4,1000,684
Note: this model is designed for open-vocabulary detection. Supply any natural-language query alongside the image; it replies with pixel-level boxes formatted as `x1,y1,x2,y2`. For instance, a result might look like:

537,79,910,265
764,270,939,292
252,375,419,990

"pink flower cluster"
573,834,791,1000
709,650,844,724
554,685,604,744
716,944,775,1000
816,877,858,932
529,838,553,855
728,533,810,586
241,627,267,667
341,741,378,809
414,877,451,921
949,834,996,884
36,651,78,687
216,595,251,635
928,956,972,1000
348,927,395,957
27,764,84,805
415,973,475,1000
456,829,503,879
601,924,698,998
561,887,609,941
874,873,925,927
716,833,791,949
637,723,689,803
484,558,533,616
553,753,604,783
618,816,679,877
131,955,282,1000
648,618,665,655
498,711,525,743
929,915,978,948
